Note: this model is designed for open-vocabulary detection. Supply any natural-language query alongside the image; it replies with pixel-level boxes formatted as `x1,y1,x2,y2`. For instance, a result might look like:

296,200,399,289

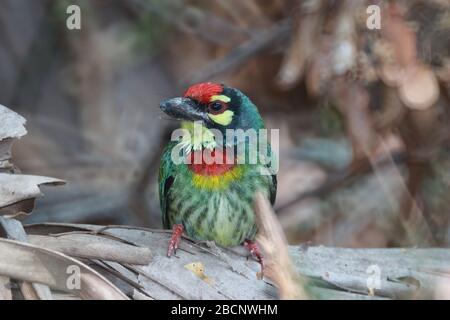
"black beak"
160,97,210,123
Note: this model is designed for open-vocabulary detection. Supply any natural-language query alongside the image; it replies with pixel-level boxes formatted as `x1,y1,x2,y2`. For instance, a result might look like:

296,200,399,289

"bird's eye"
207,101,227,114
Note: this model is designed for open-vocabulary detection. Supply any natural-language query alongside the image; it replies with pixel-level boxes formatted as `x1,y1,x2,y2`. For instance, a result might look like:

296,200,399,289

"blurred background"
1,0,449,248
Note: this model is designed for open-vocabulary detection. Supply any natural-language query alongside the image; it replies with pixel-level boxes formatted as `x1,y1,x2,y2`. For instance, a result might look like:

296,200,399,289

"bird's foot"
244,239,264,280
167,224,184,257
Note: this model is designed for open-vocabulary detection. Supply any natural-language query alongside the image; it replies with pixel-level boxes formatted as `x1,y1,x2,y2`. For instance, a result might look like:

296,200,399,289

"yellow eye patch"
210,95,231,103
208,110,234,126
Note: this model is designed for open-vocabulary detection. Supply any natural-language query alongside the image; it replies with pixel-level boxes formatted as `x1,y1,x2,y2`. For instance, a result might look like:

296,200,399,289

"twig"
275,151,406,214
184,19,292,84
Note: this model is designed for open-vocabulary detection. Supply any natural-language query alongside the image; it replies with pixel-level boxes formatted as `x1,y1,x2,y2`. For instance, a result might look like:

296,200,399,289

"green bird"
159,82,277,273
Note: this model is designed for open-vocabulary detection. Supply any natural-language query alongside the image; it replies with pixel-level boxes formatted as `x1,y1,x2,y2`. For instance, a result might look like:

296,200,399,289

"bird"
158,82,277,275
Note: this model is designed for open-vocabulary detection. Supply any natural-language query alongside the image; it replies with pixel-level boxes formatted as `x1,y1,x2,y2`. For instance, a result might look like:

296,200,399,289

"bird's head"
160,82,265,133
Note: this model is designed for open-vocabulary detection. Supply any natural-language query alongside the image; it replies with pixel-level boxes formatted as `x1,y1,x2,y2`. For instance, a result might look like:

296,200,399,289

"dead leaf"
0,238,129,299
0,104,27,145
0,173,65,214
379,63,407,87
398,65,440,110
276,3,322,90
332,81,378,158
27,234,152,265
0,216,54,299
0,104,26,171
0,276,12,300
382,3,417,68
305,38,333,97
184,262,215,286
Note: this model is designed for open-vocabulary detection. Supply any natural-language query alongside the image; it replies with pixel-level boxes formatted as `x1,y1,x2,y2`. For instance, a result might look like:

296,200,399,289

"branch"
184,19,292,84
6,223,446,300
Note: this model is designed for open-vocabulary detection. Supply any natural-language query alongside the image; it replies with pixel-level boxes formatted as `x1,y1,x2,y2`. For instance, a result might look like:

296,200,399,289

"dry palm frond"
254,192,309,299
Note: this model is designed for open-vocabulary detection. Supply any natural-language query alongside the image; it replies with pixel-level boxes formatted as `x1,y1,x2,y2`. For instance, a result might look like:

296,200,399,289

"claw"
167,224,184,257
244,239,264,279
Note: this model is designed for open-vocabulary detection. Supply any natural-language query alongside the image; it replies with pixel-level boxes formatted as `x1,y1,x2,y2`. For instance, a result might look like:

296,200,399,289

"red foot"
244,239,264,279
167,224,184,257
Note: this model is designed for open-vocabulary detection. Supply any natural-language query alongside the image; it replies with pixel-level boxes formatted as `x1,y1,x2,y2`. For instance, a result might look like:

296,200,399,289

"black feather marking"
162,176,174,228
270,174,277,206
164,176,174,198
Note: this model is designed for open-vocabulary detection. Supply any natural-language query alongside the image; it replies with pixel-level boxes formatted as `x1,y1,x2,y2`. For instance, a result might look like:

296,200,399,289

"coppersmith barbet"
158,82,277,273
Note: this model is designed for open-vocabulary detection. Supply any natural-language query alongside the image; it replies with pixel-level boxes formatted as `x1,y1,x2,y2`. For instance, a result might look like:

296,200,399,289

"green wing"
158,142,176,229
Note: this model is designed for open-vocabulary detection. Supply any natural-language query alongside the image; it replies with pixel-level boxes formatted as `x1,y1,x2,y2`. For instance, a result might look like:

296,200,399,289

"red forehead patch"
184,82,223,104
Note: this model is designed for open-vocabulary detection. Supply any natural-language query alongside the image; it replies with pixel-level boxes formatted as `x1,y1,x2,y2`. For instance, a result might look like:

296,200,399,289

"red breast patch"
187,148,236,176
